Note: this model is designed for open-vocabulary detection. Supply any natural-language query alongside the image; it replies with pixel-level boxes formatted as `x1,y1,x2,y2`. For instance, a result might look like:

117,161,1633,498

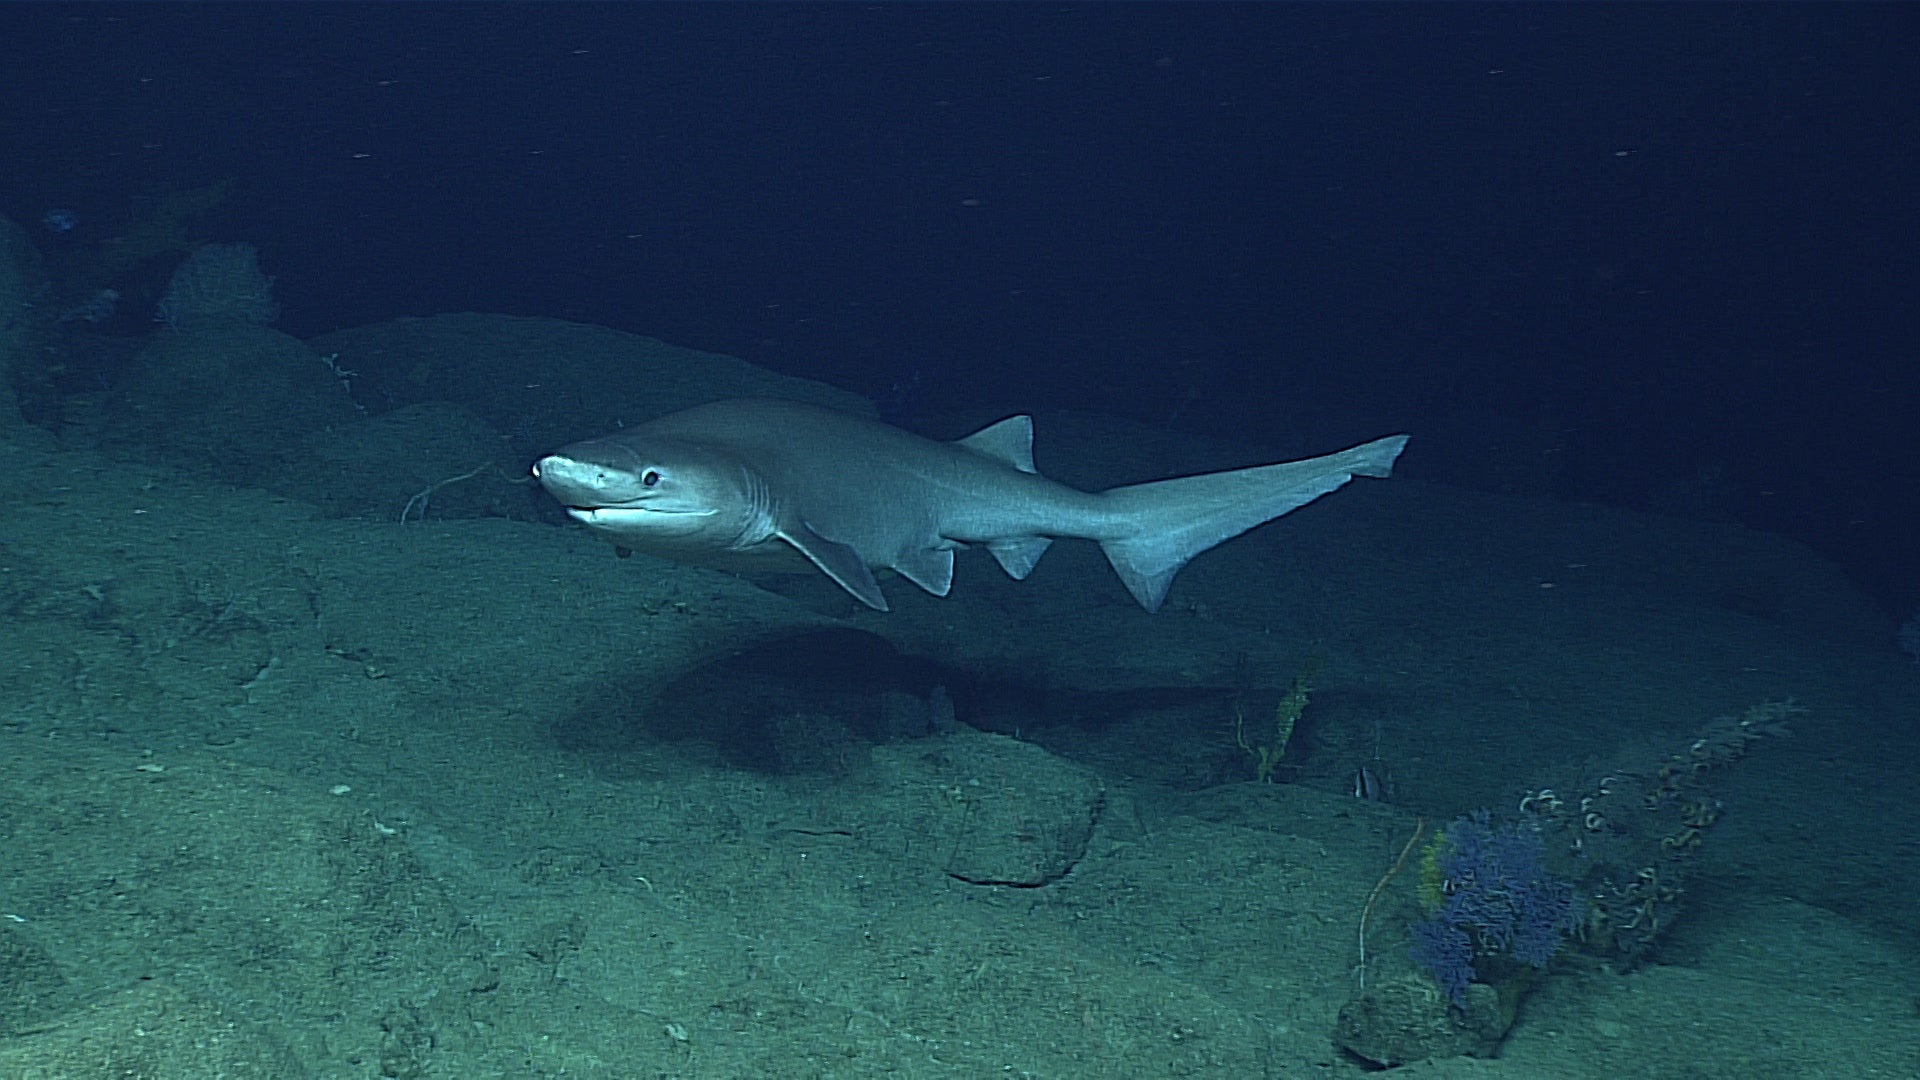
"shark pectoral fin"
987,536,1053,580
956,415,1037,473
781,523,890,611
891,546,955,597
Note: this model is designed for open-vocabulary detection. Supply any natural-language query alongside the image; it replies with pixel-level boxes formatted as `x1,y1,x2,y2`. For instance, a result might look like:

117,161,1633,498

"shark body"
532,399,1407,612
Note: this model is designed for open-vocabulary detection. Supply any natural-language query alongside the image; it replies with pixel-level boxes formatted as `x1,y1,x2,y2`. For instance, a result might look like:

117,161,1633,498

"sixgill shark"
533,399,1407,613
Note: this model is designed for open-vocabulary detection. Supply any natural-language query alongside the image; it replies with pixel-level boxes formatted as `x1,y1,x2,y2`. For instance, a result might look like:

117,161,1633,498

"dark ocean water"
4,2,1914,615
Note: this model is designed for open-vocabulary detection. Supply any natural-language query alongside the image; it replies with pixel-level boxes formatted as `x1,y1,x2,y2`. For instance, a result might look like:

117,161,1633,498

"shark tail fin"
1097,434,1408,612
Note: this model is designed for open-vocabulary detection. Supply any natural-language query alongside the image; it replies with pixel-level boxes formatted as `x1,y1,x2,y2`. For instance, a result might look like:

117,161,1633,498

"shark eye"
641,469,661,487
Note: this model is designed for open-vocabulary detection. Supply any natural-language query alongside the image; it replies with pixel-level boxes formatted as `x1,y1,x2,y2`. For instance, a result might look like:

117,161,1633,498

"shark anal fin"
987,536,1053,580
892,546,956,597
956,415,1037,474
781,522,890,611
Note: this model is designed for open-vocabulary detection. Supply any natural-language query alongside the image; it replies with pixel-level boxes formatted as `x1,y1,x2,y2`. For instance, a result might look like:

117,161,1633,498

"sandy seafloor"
1,317,1916,1079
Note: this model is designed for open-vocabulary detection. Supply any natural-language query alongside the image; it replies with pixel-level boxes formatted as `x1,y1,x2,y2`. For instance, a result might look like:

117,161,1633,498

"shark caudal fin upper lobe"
1096,434,1408,612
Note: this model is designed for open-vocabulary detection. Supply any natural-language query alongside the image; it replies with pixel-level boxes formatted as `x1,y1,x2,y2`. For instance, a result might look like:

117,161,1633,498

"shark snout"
532,453,627,508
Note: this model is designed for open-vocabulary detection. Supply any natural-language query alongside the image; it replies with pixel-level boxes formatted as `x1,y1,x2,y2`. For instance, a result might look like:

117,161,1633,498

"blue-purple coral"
1409,812,1581,1007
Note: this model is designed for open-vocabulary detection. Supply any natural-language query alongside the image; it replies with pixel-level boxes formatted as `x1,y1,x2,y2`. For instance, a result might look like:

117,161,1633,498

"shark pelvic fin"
892,545,956,597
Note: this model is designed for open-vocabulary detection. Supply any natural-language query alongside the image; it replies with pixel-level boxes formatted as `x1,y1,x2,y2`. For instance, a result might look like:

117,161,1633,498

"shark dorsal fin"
956,415,1036,474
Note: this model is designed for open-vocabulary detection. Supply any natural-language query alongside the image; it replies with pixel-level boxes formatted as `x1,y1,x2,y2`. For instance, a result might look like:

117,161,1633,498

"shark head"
532,434,773,549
